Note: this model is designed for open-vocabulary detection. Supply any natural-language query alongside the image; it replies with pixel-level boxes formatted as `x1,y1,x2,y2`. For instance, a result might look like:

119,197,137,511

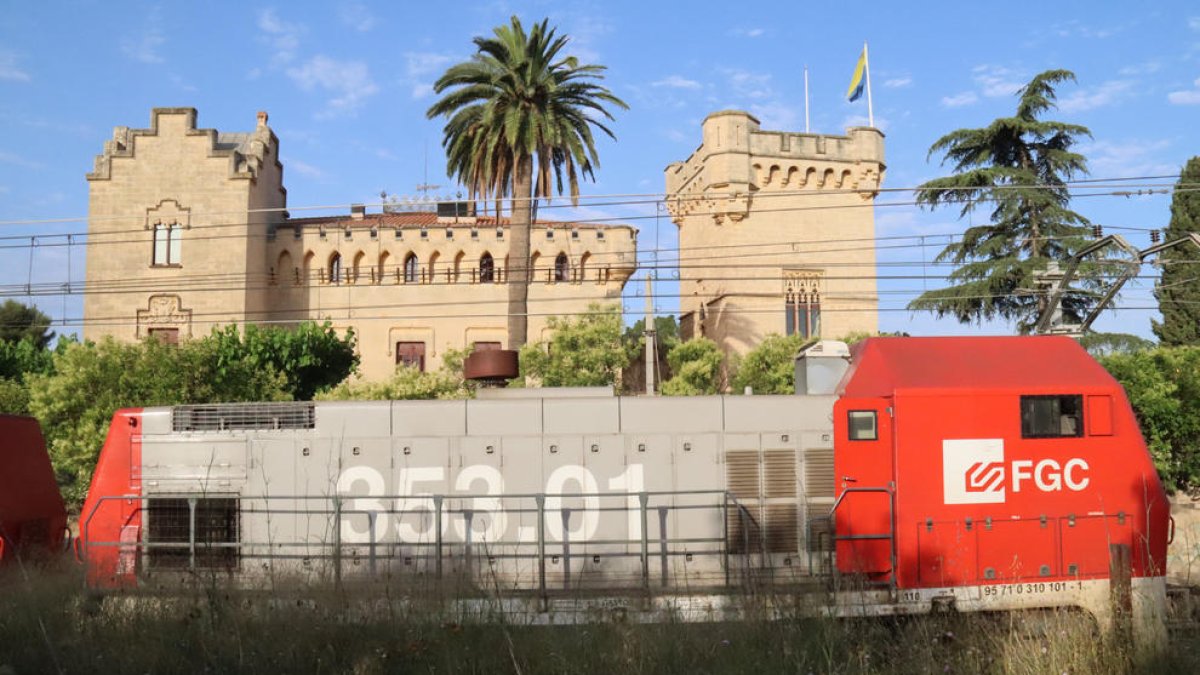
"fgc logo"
942,439,1090,505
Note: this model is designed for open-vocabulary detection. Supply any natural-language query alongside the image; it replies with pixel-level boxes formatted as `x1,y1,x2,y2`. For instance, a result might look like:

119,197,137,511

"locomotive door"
833,397,895,578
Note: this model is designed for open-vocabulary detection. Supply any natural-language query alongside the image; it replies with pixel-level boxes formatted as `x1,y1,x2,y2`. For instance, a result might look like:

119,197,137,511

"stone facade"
86,108,637,380
665,110,884,358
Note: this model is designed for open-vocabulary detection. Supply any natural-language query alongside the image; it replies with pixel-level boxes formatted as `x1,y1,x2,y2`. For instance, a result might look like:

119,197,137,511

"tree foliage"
426,16,627,348
318,348,474,401
0,300,54,348
207,322,358,400
731,334,809,395
28,337,290,507
1077,331,1154,358
661,338,723,396
1100,346,1200,490
519,304,626,387
910,70,1099,332
1153,156,1200,346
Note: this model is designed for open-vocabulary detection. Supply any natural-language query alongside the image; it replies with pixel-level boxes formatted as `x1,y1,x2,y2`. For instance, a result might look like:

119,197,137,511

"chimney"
350,204,366,220
256,111,269,128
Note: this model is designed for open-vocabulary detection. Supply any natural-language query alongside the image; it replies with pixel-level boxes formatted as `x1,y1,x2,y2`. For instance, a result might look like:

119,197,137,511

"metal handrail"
81,489,775,597
828,486,897,584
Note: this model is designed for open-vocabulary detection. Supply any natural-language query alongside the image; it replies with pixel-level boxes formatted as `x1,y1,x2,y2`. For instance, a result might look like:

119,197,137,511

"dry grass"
2,563,1199,674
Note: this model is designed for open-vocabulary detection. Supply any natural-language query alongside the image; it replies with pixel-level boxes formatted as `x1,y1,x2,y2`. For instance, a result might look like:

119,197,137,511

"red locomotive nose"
0,415,68,565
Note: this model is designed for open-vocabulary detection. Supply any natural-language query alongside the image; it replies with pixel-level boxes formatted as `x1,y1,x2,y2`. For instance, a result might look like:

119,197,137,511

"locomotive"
77,336,1170,640
0,415,68,565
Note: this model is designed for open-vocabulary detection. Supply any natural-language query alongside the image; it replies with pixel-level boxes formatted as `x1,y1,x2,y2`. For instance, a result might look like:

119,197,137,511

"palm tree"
909,69,1098,332
426,16,627,348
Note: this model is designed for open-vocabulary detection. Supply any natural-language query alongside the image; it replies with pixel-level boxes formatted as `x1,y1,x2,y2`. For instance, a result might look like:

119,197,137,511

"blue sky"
1,1,1199,340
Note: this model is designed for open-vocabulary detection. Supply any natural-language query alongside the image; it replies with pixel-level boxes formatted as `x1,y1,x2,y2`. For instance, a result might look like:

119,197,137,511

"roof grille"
172,403,315,432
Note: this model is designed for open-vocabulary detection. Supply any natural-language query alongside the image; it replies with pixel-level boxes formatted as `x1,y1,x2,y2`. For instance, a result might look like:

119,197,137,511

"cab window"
848,410,878,441
1021,395,1083,438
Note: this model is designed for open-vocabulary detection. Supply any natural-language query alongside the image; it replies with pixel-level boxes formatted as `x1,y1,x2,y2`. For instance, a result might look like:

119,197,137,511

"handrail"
828,485,897,583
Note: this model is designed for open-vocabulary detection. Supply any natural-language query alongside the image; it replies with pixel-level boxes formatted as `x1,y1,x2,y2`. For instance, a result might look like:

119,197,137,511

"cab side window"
1021,395,1083,438
848,410,878,441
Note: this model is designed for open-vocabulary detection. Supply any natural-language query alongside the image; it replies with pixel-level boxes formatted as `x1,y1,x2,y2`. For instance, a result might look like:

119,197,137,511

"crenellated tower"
665,110,885,366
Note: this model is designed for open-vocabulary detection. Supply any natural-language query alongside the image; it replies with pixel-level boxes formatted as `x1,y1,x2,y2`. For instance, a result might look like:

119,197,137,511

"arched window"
530,251,542,282
351,251,366,284
329,252,342,285
303,251,315,284
579,252,591,283
480,253,495,283
404,253,418,283
428,251,441,284
453,251,465,282
276,250,293,286
378,251,391,285
554,253,570,282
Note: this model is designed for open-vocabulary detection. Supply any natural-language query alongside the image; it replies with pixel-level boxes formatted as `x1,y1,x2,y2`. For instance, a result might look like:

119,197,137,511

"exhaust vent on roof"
172,402,315,432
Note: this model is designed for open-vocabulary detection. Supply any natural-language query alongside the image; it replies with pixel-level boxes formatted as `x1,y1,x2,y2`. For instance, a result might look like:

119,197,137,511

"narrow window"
146,497,239,570
480,253,495,283
1021,395,1083,438
554,253,570,282
847,410,877,441
168,224,182,264
395,341,426,371
785,287,821,339
404,253,418,283
152,222,169,265
152,222,182,266
329,253,342,284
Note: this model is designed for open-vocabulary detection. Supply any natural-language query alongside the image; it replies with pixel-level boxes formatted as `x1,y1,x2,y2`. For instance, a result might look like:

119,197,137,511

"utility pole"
644,273,656,396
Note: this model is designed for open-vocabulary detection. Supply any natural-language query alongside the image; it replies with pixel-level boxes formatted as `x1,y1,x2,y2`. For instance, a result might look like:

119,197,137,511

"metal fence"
81,489,822,595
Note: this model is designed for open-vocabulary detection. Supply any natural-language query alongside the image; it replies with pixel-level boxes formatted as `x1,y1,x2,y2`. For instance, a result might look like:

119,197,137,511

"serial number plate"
982,581,1083,596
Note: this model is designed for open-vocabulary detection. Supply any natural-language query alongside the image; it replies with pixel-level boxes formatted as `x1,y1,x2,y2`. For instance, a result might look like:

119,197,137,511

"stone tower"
665,110,885,360
85,108,286,343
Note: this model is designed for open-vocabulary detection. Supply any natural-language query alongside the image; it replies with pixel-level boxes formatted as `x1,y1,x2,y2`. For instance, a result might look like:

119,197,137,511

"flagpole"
864,41,874,128
804,65,810,133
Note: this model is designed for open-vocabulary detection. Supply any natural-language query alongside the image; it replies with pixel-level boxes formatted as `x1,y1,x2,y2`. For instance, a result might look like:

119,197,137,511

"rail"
81,489,790,597
828,486,896,589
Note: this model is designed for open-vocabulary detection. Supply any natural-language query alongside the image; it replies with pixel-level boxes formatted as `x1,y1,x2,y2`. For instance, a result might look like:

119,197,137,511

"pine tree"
1152,157,1200,346
909,70,1099,332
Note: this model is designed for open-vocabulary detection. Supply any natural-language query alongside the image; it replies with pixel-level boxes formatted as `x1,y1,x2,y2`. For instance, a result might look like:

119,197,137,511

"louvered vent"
805,502,834,553
725,450,760,499
763,449,797,498
764,504,799,552
727,504,762,554
172,403,316,432
804,448,835,499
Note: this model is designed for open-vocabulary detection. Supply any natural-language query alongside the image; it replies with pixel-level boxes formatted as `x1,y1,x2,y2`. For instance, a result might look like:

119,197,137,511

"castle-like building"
666,110,885,356
84,107,882,385
85,108,637,380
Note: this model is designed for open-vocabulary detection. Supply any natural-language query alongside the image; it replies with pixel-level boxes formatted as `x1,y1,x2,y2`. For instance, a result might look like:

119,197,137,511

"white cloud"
1082,139,1176,177
841,114,890,132
0,50,30,82
1190,17,1200,31
258,8,305,65
410,83,434,99
1119,61,1161,76
121,17,165,64
288,159,325,178
941,91,978,107
884,77,912,89
338,2,376,32
750,102,798,130
1168,78,1200,105
404,52,453,78
0,151,44,169
722,68,774,100
287,55,379,117
652,75,701,90
972,65,1023,98
731,27,765,38
1058,80,1133,113
664,128,687,143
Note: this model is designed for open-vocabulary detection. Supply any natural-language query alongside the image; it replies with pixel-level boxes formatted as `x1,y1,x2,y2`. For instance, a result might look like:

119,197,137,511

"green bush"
731,334,809,395
318,348,473,401
662,338,723,396
519,304,627,387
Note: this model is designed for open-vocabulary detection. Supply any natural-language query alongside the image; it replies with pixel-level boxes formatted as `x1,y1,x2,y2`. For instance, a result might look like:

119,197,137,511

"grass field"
3,564,1200,674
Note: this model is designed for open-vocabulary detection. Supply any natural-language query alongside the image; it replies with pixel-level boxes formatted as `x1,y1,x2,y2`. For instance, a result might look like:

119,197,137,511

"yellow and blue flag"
846,46,867,102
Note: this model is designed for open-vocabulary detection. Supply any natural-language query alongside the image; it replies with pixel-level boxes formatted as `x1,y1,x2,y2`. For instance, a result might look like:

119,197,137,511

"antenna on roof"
415,141,441,205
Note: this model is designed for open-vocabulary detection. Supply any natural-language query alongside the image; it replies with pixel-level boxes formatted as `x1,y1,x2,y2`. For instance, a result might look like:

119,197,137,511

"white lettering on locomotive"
943,440,1090,504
